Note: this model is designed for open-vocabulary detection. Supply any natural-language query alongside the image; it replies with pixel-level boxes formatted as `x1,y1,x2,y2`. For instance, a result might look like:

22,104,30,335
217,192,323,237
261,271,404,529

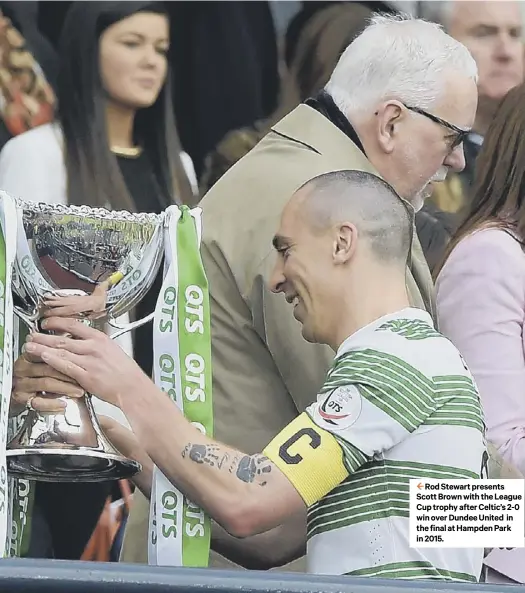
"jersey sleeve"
306,349,439,472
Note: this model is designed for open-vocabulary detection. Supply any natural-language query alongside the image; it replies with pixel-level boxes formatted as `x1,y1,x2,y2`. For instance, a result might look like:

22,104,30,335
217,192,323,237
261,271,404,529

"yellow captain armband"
263,412,349,507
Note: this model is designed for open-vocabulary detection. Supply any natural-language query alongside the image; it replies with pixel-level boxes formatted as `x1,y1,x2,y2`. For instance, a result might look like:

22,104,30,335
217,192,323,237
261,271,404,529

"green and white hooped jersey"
305,307,486,581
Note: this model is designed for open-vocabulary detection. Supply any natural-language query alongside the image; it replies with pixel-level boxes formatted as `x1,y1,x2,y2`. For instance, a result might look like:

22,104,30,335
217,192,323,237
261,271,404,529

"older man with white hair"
323,16,477,212
118,13,480,568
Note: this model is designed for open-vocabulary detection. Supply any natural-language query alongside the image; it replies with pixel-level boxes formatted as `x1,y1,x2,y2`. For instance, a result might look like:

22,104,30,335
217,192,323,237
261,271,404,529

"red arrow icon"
417,482,423,490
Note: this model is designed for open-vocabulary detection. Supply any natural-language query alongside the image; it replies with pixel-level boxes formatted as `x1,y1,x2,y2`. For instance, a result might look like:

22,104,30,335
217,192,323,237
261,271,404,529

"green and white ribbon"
8,316,34,558
148,205,213,567
6,195,37,558
8,461,34,556
0,193,19,556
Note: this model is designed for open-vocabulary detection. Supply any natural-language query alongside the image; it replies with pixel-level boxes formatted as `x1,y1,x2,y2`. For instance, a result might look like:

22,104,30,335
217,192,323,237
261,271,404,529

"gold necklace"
111,145,143,157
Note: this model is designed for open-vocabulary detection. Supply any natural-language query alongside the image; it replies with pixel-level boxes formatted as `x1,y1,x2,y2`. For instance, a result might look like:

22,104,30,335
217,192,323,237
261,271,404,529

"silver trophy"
6,199,164,482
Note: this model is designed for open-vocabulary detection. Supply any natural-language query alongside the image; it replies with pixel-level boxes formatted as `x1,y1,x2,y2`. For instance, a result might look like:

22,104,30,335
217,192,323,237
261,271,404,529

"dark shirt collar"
459,133,483,189
304,90,366,155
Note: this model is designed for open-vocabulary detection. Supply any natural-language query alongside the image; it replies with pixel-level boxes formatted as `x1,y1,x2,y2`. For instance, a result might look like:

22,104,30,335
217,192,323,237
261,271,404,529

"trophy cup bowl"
6,198,165,482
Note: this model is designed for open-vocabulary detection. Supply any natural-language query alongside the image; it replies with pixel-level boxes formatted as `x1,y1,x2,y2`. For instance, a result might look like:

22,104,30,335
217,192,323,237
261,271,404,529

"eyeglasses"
404,104,470,150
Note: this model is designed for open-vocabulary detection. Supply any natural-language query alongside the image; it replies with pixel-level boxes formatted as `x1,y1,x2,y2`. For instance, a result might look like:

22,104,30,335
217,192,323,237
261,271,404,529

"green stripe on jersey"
333,436,368,474
430,375,485,432
347,561,477,582
376,319,443,341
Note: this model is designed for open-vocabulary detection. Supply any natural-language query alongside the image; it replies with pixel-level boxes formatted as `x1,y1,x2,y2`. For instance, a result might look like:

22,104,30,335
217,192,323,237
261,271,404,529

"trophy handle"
107,312,154,340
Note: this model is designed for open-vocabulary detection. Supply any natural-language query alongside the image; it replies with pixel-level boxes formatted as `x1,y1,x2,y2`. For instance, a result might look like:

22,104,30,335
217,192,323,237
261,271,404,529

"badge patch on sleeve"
314,385,362,431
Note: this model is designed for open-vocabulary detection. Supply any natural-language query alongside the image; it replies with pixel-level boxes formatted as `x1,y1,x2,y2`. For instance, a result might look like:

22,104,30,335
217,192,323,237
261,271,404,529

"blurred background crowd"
2,0,525,579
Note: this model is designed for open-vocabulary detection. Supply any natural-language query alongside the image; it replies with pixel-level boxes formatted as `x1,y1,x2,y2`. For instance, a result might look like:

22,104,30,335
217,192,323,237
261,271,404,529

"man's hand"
11,351,85,416
24,317,151,408
42,281,110,318
11,289,114,417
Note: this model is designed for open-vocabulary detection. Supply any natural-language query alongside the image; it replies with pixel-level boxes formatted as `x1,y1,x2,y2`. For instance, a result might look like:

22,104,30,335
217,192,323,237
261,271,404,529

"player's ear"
333,222,357,264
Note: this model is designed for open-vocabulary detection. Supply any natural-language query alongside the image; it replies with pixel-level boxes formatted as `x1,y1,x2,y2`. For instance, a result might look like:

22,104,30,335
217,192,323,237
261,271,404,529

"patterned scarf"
0,10,55,137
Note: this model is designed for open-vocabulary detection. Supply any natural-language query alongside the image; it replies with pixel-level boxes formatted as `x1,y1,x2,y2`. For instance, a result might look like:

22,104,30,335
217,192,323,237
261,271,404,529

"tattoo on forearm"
236,454,271,486
182,445,272,486
182,443,230,469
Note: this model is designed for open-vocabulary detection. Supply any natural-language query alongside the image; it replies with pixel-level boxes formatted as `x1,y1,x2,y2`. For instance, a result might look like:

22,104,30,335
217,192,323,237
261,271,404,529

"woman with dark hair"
435,83,525,473
1,1,197,560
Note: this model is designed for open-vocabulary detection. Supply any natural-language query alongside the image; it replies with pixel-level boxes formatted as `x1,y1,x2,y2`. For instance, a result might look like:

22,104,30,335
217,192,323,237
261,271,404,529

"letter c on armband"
278,428,321,464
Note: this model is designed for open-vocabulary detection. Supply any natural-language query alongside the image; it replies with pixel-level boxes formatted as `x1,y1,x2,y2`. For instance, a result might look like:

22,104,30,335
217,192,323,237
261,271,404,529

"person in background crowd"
0,1,57,150
2,0,196,562
17,170,487,582
420,0,523,217
168,1,279,178
2,1,57,86
0,11,55,135
120,13,480,569
199,2,456,274
436,83,525,584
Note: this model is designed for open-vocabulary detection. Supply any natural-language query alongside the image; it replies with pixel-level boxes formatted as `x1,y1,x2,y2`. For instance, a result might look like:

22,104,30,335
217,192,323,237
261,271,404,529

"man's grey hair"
298,170,412,267
324,13,478,117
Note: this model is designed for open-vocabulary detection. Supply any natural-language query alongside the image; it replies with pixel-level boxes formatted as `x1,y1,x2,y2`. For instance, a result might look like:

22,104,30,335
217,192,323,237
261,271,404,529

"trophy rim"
13,196,165,225
9,192,166,315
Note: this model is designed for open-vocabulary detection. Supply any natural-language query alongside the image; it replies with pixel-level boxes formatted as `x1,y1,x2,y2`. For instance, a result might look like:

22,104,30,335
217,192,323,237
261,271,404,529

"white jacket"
0,122,198,204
